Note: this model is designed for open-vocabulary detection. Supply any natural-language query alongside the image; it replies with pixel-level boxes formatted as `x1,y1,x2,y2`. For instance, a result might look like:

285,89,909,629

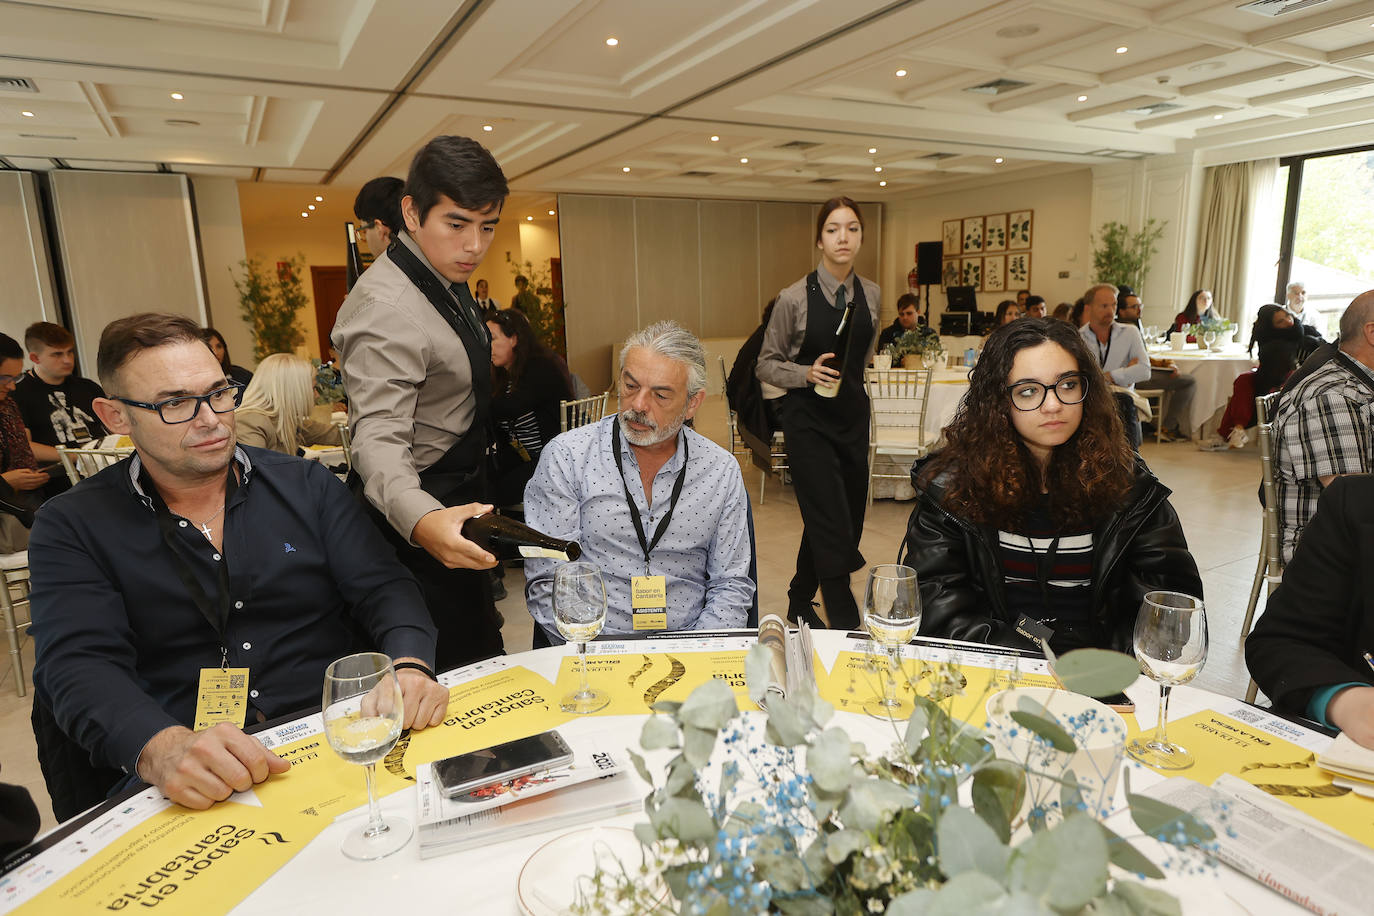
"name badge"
193,667,250,731
631,575,667,630
1013,615,1055,651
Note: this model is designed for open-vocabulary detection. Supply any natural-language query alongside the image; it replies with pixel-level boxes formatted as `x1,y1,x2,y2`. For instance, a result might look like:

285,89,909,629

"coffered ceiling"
3,0,1374,201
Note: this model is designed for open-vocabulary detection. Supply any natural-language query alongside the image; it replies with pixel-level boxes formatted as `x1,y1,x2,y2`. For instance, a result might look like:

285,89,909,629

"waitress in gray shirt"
756,197,881,630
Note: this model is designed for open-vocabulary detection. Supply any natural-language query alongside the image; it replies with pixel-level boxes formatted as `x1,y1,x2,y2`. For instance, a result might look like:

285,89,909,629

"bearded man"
522,321,754,644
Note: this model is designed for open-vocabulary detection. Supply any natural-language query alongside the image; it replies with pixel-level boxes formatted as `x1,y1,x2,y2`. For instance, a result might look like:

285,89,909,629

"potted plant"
1091,220,1167,294
1197,315,1234,349
232,255,308,360
888,327,944,370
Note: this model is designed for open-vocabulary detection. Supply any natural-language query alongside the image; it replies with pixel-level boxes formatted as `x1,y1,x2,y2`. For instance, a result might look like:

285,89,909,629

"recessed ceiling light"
20,110,33,117
170,92,183,100
308,204,316,211
740,157,749,164
622,166,631,172
868,147,878,154
874,166,883,172
879,180,887,187
482,124,493,132
301,211,309,218
526,215,533,221
1077,95,1089,102
605,37,618,46
1115,46,1128,54
709,135,719,142
1213,113,1224,119
315,195,323,202
895,68,908,77
994,157,1004,163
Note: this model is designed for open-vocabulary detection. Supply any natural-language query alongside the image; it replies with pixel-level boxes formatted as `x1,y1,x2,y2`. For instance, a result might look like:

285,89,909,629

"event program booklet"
414,730,639,859
756,614,815,706
1144,773,1374,916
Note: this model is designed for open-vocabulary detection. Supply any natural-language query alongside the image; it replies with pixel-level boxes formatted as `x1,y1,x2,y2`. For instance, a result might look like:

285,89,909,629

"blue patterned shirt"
523,416,753,641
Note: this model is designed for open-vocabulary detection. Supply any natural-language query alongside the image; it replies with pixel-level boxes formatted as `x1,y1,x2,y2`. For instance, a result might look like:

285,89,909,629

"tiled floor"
0,396,1268,834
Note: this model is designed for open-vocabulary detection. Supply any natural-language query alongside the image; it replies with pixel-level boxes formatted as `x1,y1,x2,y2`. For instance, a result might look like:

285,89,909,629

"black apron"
350,241,503,671
779,272,874,593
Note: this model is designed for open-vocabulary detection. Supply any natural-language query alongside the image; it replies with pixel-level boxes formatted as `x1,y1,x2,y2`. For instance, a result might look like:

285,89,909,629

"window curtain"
1193,159,1279,328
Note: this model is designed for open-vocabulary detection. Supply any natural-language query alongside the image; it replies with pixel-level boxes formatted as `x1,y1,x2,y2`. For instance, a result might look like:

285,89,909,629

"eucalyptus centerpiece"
573,644,1215,915
887,327,944,370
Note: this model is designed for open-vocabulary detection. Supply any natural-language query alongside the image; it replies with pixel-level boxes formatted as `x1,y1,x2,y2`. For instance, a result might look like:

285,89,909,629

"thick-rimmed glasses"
115,382,244,424
1006,373,1088,411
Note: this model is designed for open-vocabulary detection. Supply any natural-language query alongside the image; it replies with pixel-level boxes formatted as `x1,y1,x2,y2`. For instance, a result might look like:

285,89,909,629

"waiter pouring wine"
756,197,881,630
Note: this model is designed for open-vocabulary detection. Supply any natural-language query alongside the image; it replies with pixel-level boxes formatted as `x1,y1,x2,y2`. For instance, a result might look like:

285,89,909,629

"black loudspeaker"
916,241,942,285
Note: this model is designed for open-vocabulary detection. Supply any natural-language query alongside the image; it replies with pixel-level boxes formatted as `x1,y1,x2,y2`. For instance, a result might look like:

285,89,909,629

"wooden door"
311,265,348,359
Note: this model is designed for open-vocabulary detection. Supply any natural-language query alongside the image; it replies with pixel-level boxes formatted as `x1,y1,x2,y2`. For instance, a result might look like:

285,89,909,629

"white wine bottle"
461,513,582,562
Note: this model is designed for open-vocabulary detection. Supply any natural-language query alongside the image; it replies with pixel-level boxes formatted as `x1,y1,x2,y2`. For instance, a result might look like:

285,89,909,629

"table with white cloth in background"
1152,343,1257,438
869,366,970,500
3,630,1348,916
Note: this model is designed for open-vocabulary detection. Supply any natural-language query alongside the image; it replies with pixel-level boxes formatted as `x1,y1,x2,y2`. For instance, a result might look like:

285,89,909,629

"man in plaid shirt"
1273,292,1374,563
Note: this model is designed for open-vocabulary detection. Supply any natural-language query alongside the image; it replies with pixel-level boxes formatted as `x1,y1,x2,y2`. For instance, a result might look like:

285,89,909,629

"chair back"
56,444,136,485
1255,391,1284,576
863,368,933,444
334,421,353,471
560,391,610,433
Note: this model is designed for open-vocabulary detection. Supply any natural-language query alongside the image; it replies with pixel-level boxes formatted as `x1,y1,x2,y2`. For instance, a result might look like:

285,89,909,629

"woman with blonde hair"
234,353,341,455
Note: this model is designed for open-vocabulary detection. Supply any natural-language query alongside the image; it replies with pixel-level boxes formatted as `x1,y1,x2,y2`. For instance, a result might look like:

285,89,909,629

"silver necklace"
197,504,226,540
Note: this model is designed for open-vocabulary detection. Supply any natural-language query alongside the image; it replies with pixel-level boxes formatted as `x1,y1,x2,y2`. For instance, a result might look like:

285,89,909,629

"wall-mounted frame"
961,216,984,254
961,257,983,291
1007,210,1033,250
942,219,960,257
941,258,960,290
983,213,1007,252
1007,251,1031,287
983,254,1006,292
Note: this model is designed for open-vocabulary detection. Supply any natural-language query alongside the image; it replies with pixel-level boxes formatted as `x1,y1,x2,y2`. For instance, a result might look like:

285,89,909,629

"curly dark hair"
920,318,1134,531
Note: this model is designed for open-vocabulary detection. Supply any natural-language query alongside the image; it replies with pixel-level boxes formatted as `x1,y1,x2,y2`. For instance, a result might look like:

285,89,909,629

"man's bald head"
1339,291,1374,347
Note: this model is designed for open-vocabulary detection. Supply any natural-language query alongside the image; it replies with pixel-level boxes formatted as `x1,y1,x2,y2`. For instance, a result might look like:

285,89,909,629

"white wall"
191,176,252,368
0,172,59,342
881,168,1093,324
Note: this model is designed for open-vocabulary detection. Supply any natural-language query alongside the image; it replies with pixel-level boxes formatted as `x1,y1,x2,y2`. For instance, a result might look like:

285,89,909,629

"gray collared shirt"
331,231,481,541
756,267,881,390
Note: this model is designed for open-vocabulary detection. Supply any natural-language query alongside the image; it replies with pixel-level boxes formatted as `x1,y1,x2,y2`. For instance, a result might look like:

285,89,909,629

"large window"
1277,146,1374,338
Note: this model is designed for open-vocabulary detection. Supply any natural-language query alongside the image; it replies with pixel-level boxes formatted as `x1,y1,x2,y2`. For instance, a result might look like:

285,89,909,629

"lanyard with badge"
144,465,250,731
610,420,688,631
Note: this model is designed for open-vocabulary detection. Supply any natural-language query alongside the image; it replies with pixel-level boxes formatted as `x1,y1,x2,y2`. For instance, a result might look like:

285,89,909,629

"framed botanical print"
962,216,984,254
961,257,983,291
983,213,1007,252
1007,251,1031,287
942,220,961,257
1007,210,1033,250
983,255,1006,292
942,258,960,290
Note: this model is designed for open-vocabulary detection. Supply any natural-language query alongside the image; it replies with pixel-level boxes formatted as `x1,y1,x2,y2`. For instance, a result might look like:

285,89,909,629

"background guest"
352,176,404,258
994,299,1023,326
902,318,1200,654
877,293,921,351
201,327,253,386
486,308,572,507
234,353,342,455
1171,288,1217,336
475,277,499,312
1024,295,1047,319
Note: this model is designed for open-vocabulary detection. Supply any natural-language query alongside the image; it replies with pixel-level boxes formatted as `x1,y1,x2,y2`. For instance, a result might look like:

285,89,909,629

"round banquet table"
1151,342,1257,437
5,631,1343,916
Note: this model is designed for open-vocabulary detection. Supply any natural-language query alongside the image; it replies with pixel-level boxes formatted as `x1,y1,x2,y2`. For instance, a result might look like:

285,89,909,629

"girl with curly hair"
900,318,1201,653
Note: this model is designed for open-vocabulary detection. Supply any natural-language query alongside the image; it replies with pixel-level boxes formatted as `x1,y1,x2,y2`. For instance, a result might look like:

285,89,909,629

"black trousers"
778,394,868,630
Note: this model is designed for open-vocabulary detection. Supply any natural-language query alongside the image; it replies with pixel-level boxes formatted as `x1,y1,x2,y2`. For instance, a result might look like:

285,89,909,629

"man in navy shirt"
31,313,448,810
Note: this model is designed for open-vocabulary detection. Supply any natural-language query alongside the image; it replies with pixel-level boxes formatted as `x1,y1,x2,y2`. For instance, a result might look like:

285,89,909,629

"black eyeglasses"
355,219,375,231
115,382,245,424
1006,374,1089,411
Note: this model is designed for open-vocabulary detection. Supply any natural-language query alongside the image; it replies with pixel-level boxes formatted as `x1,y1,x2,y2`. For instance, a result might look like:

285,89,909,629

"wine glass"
322,652,409,860
1202,329,1218,352
555,561,610,714
1126,592,1208,770
863,565,921,719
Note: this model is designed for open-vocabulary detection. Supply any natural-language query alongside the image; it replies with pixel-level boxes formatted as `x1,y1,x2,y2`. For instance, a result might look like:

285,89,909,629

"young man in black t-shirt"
13,322,106,497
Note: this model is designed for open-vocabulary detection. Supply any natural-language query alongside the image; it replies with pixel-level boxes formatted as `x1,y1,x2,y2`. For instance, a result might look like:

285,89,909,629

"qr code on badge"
229,674,246,689
1228,706,1262,724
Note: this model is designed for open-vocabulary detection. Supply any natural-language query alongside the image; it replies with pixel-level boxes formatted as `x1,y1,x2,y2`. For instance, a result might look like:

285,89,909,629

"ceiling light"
879,180,887,187
994,157,1004,163
526,215,533,221
605,37,618,46
170,92,183,100
482,124,493,132
1115,46,1128,54
622,166,631,172
20,110,33,117
1213,113,1224,119
895,68,908,77
1077,95,1088,102
874,166,883,172
740,157,749,164
548,209,556,215
868,147,878,154
709,135,719,142
308,204,316,211
315,195,323,202
301,211,309,218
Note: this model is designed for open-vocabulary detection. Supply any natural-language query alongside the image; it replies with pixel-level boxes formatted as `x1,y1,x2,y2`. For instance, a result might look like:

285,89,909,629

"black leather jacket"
899,457,1202,654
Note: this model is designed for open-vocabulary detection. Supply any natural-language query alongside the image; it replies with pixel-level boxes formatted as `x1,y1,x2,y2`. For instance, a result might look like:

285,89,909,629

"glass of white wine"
1127,592,1208,770
555,561,610,715
322,652,409,860
863,564,921,719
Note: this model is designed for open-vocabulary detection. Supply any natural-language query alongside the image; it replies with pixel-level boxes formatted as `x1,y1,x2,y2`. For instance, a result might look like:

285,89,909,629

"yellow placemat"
553,649,757,716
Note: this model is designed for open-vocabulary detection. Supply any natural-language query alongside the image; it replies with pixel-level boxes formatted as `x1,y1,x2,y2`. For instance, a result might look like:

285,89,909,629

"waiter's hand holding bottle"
808,351,842,397
411,503,499,570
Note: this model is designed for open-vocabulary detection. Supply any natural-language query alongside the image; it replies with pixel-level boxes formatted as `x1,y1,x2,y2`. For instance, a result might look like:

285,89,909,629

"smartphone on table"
432,729,574,798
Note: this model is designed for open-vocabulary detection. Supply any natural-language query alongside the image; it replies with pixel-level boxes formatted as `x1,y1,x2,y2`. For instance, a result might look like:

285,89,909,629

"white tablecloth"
1154,344,1256,436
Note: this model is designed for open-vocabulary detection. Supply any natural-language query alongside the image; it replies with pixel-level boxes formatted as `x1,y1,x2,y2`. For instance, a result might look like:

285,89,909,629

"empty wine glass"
322,652,409,860
555,561,610,714
1202,329,1217,352
863,565,921,719
1127,592,1208,770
